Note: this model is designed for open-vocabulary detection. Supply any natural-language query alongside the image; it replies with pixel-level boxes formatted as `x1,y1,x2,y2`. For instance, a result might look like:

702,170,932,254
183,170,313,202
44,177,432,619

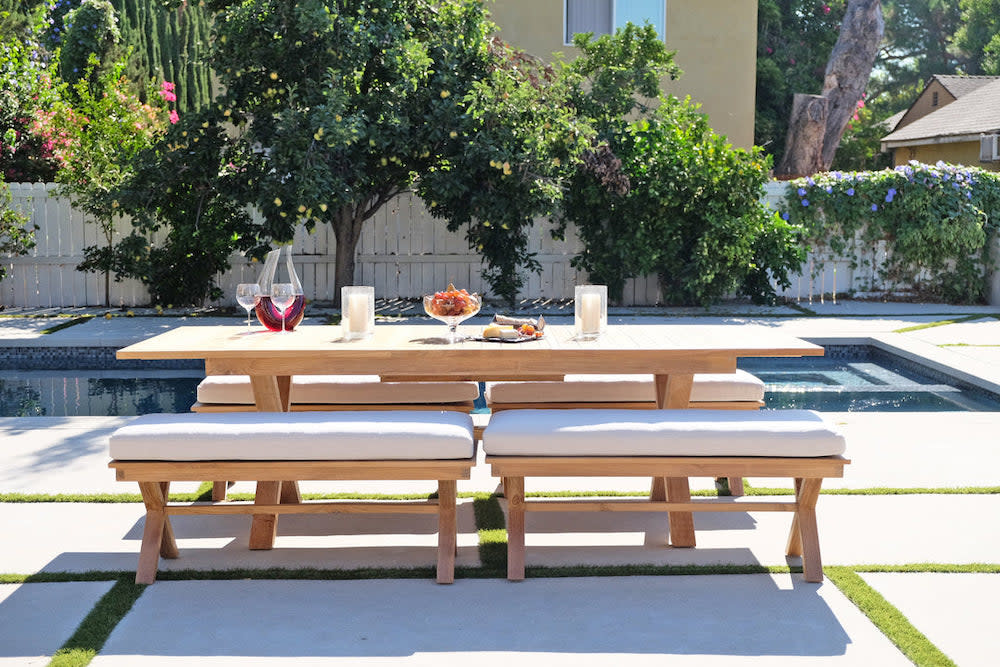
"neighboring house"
487,0,757,149
880,75,1000,170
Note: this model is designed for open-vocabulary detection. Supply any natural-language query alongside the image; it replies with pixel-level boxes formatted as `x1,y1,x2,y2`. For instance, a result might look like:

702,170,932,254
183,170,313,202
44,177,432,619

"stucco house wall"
893,141,999,172
486,0,757,149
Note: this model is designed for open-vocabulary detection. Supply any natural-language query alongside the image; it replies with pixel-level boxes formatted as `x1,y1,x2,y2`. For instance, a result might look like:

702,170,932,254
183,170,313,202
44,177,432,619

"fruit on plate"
426,283,480,318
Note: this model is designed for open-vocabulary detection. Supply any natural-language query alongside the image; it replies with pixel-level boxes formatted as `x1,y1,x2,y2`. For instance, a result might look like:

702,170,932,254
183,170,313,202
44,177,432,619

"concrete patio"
1,300,998,665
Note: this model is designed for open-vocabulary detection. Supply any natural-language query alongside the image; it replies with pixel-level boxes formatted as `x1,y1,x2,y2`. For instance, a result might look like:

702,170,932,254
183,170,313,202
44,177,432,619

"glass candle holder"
574,285,607,340
341,286,375,340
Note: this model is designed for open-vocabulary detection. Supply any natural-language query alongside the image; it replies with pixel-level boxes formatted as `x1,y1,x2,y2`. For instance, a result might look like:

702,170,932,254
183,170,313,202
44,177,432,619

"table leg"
666,477,696,547
653,372,694,409
249,481,282,550
249,375,291,412
247,374,296,546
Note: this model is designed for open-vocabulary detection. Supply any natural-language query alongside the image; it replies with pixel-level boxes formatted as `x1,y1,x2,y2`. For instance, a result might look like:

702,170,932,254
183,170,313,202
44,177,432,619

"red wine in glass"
255,294,306,331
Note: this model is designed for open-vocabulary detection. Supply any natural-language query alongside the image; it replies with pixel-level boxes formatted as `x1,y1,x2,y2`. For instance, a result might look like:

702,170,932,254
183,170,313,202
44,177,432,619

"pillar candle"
579,292,601,334
347,293,370,334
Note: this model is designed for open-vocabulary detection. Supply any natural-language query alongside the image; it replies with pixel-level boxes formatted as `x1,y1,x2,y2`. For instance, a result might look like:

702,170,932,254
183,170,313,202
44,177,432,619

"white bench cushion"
197,375,479,405
484,370,764,404
482,409,845,457
109,411,475,461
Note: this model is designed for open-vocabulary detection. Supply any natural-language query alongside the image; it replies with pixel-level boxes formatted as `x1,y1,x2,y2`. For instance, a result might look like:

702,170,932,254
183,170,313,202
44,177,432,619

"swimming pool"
0,370,202,417
738,345,1000,412
2,345,997,416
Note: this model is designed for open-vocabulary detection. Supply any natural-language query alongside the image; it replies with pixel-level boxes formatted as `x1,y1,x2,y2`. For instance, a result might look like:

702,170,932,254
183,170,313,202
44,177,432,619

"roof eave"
881,132,999,151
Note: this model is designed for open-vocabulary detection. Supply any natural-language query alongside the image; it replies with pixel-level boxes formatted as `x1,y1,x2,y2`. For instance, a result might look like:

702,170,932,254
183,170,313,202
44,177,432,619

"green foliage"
558,26,804,306
953,0,1000,74
212,0,498,302
98,110,263,305
0,5,63,182
783,162,1000,302
0,178,38,282
59,0,121,94
417,39,592,304
830,97,893,172
112,0,214,112
49,57,169,304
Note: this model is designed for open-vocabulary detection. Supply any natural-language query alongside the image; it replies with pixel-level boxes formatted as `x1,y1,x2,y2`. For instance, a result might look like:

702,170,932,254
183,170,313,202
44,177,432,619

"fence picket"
1,181,953,308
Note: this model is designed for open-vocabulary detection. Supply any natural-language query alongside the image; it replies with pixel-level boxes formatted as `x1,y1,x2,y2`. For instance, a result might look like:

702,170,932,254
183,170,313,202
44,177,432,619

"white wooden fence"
0,180,968,308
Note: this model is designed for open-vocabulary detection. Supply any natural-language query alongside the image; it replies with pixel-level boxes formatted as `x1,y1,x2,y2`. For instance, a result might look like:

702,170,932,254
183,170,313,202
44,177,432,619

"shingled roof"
882,78,1000,147
934,74,1000,100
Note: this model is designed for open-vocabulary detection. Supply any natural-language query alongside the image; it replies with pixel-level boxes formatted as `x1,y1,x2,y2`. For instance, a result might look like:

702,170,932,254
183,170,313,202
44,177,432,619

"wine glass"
423,288,482,343
236,283,261,331
270,283,296,333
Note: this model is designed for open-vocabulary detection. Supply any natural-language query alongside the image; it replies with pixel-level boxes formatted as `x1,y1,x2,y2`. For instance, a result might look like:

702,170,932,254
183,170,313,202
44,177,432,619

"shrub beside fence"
1,181,994,308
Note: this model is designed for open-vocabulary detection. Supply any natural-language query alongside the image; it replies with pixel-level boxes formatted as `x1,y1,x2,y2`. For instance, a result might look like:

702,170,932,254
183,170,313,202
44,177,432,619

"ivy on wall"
783,161,1000,303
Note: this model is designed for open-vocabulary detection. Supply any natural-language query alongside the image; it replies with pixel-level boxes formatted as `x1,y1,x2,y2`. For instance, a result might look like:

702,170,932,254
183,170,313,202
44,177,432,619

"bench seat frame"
487,401,765,497
485,454,849,583
110,458,474,585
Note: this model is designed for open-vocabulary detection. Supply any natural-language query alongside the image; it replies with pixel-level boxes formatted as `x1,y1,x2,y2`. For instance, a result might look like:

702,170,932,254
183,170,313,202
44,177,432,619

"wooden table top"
117,323,823,380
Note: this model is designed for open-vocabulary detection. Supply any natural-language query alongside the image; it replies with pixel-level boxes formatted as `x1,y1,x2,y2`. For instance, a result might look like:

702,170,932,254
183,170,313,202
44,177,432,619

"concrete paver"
90,577,909,666
0,581,114,665
860,573,1000,667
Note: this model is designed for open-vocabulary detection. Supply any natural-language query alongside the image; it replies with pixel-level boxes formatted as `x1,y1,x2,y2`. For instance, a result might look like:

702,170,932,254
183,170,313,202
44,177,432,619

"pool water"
738,348,1000,412
0,370,202,417
2,346,998,416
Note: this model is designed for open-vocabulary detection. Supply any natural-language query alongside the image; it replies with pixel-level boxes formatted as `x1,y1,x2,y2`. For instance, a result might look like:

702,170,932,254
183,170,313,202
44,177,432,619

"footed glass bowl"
423,290,481,343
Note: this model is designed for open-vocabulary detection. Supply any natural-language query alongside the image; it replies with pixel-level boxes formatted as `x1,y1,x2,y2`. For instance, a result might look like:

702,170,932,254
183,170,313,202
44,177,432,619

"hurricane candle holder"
342,286,375,340
574,285,607,340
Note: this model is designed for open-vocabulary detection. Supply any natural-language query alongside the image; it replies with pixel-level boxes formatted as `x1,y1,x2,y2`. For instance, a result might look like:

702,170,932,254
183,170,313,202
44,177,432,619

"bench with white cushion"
484,370,765,410
485,371,765,495
109,411,476,585
193,375,480,500
482,409,848,582
194,375,480,412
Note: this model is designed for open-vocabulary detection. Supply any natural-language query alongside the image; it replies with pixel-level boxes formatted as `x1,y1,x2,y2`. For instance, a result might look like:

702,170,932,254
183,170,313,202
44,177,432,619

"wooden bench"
485,371,766,495
192,375,480,500
481,409,848,582
109,411,476,585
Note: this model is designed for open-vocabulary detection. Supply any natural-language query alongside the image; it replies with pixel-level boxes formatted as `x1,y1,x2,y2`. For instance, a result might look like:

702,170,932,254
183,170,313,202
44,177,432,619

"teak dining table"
117,322,824,548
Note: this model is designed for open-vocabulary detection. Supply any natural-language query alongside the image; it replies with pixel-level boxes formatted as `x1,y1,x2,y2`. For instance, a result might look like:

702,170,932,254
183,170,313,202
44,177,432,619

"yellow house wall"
895,80,956,130
486,0,757,149
892,141,1000,171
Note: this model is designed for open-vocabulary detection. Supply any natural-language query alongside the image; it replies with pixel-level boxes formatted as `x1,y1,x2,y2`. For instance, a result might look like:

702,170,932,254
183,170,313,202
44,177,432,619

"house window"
564,0,665,45
932,91,939,107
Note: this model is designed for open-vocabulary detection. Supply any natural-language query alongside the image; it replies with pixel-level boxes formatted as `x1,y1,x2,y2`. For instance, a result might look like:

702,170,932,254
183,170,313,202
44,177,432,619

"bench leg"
156,482,180,559
212,481,229,502
436,480,457,584
249,481,282,550
280,480,302,504
136,482,178,584
727,476,745,497
504,476,526,581
788,477,825,582
786,478,804,557
666,477,696,547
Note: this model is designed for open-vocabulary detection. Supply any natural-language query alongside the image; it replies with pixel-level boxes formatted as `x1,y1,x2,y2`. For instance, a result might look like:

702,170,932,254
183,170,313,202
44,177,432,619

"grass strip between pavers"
826,567,957,667
39,315,94,335
5,485,998,503
891,314,987,334
46,575,146,667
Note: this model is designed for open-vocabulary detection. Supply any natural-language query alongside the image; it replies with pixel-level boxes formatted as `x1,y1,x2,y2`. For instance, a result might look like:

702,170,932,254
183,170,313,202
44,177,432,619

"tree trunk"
774,94,828,179
774,0,885,178
331,207,362,308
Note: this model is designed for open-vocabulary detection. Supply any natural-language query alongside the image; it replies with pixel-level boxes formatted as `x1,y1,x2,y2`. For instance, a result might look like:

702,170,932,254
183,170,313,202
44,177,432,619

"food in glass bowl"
423,284,482,343
425,284,479,318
